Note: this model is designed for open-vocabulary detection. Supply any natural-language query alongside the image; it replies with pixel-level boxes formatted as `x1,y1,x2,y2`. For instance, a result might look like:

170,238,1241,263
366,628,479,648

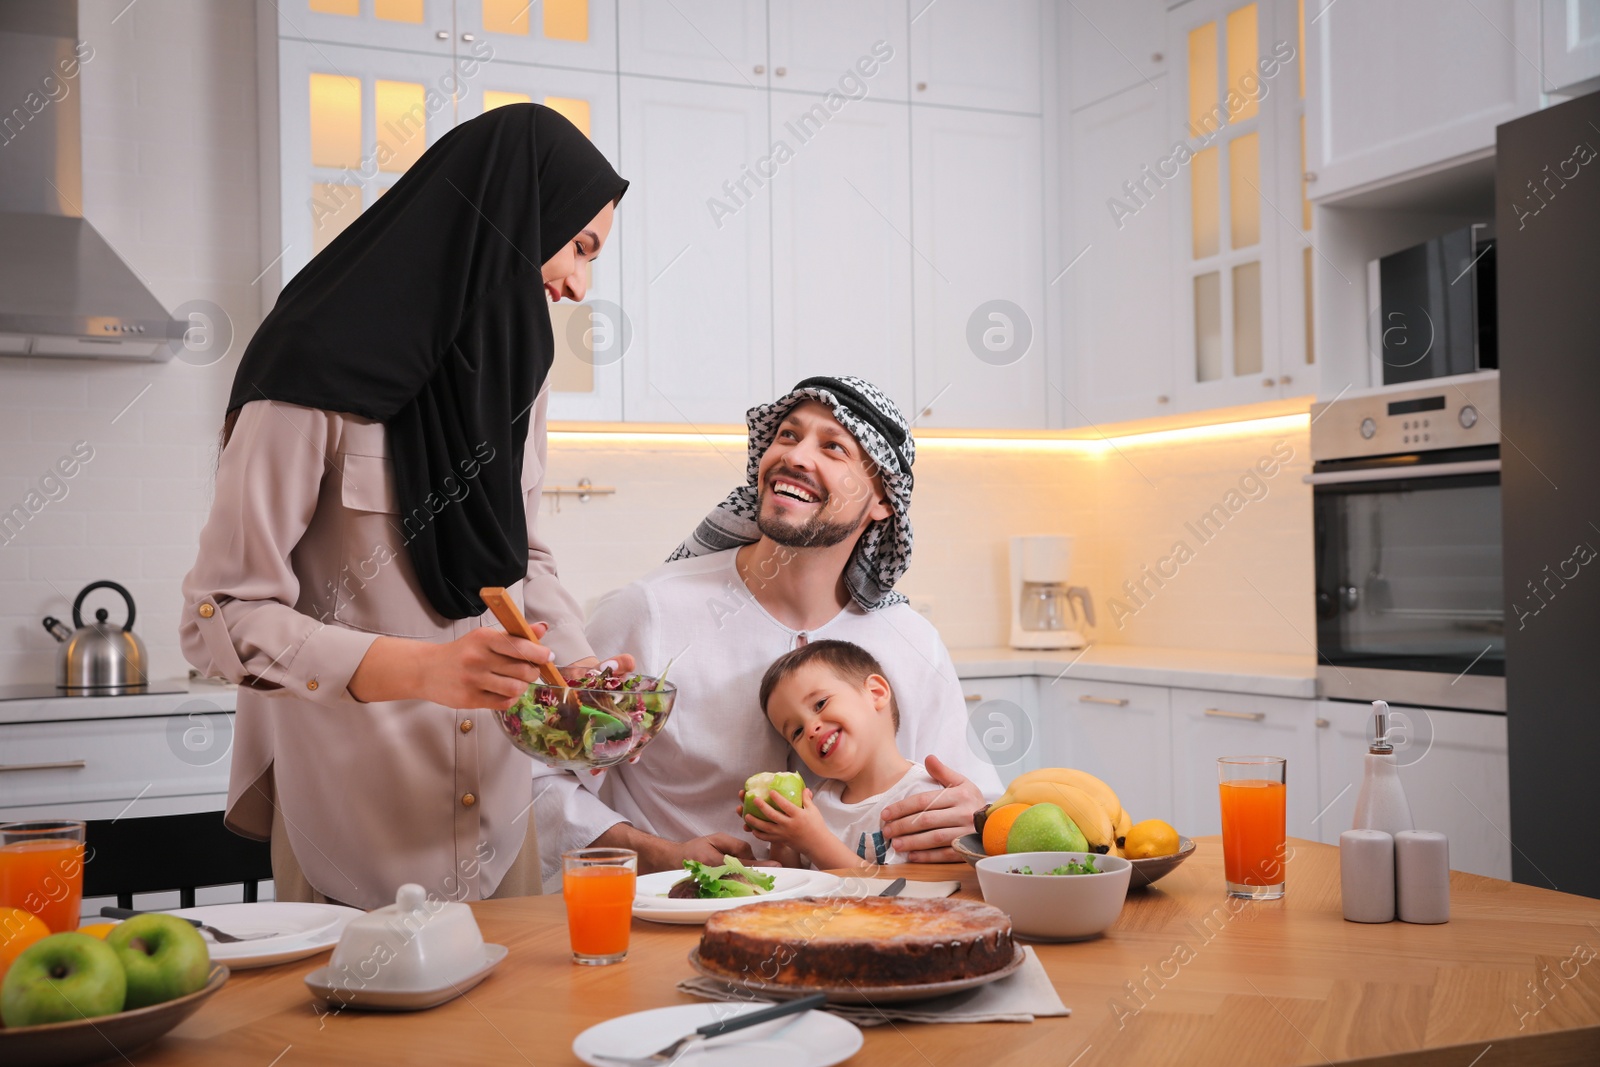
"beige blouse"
180,387,591,910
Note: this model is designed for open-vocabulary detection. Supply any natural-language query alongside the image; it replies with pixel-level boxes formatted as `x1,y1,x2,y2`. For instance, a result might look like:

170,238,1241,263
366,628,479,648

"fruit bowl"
496,673,677,771
975,852,1131,941
0,964,228,1067
955,832,1197,893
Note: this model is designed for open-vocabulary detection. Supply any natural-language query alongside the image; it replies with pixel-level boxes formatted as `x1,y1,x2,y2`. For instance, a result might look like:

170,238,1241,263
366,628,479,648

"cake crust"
698,896,1015,987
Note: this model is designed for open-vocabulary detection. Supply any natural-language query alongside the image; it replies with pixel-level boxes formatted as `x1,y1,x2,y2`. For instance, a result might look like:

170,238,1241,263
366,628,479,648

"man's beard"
757,491,871,549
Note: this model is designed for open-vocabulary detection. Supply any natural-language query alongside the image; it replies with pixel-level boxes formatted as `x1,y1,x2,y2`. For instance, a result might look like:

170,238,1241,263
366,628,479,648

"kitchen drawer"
1038,680,1173,827
0,714,232,811
959,677,1041,774
1170,689,1319,841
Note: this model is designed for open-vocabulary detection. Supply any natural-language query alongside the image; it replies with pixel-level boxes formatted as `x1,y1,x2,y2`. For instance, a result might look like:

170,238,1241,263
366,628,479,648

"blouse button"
198,603,215,618
461,793,477,807
306,679,319,692
460,719,474,734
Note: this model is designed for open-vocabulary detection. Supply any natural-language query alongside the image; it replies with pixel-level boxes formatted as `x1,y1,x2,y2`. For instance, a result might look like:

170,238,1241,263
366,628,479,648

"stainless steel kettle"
42,580,149,695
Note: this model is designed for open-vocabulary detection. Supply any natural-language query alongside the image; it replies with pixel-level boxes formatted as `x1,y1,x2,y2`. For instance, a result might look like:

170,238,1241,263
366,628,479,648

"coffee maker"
1009,535,1095,650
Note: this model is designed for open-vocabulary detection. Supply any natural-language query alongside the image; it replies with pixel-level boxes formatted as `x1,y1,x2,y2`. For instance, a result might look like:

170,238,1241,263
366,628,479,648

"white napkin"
677,947,1069,1026
831,876,962,899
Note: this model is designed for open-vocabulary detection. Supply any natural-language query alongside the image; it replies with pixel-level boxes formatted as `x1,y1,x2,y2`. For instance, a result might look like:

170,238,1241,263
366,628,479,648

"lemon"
1124,819,1181,859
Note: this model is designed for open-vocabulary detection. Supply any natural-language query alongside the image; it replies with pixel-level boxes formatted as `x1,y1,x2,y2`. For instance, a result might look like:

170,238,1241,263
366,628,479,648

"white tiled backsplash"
0,1,1315,688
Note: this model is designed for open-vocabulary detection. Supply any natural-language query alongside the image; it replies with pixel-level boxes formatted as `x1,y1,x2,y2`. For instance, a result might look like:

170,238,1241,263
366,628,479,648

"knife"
879,877,907,897
99,906,271,944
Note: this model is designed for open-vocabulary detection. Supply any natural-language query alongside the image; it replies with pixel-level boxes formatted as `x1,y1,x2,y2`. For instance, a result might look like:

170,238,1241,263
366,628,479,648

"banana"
1001,768,1123,828
1002,780,1117,854
1113,807,1132,857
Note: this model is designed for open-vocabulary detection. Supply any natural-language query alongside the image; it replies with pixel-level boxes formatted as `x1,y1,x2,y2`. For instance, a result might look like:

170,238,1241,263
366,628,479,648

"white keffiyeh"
667,376,915,611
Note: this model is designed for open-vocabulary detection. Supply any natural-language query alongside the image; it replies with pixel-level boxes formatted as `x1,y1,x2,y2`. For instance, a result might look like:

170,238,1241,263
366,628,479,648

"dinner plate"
953,833,1197,892
688,943,1028,1004
0,964,228,1067
632,868,845,925
167,902,364,969
303,943,508,1012
572,1001,861,1067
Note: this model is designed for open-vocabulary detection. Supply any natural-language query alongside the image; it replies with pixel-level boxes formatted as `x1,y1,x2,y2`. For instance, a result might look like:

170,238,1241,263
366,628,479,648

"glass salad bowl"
496,669,677,771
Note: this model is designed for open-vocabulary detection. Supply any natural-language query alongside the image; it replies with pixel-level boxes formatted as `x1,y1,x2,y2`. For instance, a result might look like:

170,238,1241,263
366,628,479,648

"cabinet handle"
0,760,87,773
1263,377,1276,387
1079,695,1129,707
753,64,765,75
436,30,449,40
460,32,475,42
1157,394,1170,404
1204,708,1265,721
774,66,787,76
1280,374,1293,385
1315,717,1329,728
916,81,928,92
964,693,983,703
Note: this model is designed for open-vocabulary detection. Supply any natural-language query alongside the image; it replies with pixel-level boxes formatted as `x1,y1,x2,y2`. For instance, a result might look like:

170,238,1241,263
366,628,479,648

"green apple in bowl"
105,913,210,1009
1006,802,1090,854
1,932,127,1027
742,771,805,820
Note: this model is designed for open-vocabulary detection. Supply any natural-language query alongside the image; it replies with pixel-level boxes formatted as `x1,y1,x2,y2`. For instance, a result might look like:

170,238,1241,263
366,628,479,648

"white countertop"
949,644,1319,698
0,680,238,726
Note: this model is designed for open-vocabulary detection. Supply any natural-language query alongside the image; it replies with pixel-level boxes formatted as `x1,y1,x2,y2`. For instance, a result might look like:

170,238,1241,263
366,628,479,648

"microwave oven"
1366,224,1497,387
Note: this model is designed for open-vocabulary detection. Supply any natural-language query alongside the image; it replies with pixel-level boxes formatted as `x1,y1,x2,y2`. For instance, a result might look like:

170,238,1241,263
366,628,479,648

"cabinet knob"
916,81,928,92
1157,394,1169,404
1304,171,1317,182
921,406,933,418
1315,717,1329,728
461,32,475,42
774,66,787,77
1263,377,1276,387
436,30,449,40
1280,373,1293,385
1151,52,1164,62
753,64,765,75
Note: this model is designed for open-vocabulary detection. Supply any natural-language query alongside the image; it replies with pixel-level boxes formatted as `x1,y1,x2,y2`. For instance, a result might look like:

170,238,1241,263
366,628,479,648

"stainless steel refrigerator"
1498,90,1600,900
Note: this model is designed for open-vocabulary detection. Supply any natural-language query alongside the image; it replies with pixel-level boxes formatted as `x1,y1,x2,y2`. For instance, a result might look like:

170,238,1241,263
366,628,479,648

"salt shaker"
1339,829,1396,923
1395,830,1450,924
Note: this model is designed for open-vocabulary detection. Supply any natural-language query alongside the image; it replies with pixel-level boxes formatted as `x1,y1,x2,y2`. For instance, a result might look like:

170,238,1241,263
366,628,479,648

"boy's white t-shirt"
809,761,940,866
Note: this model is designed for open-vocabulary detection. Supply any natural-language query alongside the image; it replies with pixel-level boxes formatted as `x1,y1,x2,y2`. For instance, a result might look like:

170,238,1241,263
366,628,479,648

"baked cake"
697,896,1015,987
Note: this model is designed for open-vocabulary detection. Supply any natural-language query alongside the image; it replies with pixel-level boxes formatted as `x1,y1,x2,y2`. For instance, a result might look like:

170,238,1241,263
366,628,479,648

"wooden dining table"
128,837,1600,1066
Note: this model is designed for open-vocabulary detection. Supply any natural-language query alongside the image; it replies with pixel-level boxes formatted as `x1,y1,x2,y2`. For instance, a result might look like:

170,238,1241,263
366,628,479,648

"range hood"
0,2,181,361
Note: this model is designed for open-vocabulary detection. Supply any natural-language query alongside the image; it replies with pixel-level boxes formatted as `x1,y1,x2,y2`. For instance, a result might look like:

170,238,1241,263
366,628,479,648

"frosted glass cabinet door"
275,41,457,287
274,0,454,53
909,107,1047,428
770,97,915,415
458,67,624,421
454,0,618,72
616,0,767,87
766,0,910,100
908,0,1042,113
619,77,773,425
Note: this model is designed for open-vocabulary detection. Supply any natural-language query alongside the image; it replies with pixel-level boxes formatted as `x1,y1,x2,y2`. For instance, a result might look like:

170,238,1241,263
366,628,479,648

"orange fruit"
76,923,118,940
982,803,1031,856
0,907,51,983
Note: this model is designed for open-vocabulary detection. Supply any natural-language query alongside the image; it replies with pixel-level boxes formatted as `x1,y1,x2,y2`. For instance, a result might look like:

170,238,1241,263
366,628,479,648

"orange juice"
562,866,635,957
1219,780,1286,886
0,839,86,933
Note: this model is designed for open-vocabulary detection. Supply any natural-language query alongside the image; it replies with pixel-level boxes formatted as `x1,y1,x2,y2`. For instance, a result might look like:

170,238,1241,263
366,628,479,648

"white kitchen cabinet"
454,0,618,71
770,97,915,413
1304,0,1541,203
616,0,767,87
1067,81,1175,425
1169,688,1320,841
272,0,456,54
908,0,1042,113
619,77,773,424
1037,679,1174,828
910,107,1048,428
959,676,1041,776
1066,0,1168,111
1543,0,1600,95
767,0,909,101
0,716,232,812
1315,700,1511,880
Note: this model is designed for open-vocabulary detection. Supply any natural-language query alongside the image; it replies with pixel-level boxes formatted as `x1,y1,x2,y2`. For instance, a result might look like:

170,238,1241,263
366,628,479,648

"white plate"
167,902,364,969
304,943,507,1012
632,869,845,925
573,1002,861,1067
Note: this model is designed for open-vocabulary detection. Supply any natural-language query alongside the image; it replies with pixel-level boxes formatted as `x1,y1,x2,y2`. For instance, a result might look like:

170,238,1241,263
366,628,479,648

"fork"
593,993,827,1065
99,906,278,944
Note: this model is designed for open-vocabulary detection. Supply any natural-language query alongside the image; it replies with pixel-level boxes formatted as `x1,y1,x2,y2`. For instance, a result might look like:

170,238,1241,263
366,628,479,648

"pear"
1006,802,1089,854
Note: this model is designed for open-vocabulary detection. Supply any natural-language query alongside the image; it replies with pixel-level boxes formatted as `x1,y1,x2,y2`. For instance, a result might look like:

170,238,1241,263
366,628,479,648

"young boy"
742,640,942,870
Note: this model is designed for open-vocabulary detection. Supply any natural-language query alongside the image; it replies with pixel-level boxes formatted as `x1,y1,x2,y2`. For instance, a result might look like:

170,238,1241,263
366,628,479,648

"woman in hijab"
180,104,630,908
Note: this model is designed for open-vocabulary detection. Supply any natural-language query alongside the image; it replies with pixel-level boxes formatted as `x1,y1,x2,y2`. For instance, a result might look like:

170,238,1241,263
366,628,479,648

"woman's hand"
418,624,555,710
559,653,638,682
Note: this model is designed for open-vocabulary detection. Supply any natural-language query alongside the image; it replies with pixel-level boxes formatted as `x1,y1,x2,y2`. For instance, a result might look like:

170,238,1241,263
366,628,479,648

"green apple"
742,771,805,820
1,932,126,1027
1007,802,1089,854
105,913,210,1009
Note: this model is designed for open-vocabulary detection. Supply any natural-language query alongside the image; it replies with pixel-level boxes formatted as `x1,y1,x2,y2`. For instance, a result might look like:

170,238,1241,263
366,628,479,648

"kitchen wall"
0,2,1316,688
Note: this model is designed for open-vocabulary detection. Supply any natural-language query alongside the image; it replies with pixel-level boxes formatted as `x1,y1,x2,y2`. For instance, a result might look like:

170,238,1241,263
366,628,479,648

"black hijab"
228,104,628,619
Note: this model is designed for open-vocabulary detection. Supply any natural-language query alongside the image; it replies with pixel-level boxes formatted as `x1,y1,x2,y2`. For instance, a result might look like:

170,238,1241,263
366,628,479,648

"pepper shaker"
1339,829,1396,923
1395,830,1450,924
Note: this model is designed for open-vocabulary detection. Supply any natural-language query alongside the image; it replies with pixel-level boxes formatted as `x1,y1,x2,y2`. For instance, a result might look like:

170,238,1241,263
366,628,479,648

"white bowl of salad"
496,668,677,771
975,851,1132,941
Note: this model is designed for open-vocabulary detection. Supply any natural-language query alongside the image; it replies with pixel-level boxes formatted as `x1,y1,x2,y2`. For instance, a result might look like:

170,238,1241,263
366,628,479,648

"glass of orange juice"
1217,757,1287,900
561,847,637,965
0,821,87,932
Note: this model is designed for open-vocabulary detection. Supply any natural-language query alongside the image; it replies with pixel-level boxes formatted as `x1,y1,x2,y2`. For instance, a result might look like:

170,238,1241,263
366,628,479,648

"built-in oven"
1308,371,1504,712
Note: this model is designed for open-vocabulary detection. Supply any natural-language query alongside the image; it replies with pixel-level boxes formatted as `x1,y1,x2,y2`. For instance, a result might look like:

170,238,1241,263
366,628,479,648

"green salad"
499,667,669,766
1011,856,1101,876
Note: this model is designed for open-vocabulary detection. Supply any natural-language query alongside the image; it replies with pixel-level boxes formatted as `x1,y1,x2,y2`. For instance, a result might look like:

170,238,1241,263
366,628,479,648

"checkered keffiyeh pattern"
667,376,915,611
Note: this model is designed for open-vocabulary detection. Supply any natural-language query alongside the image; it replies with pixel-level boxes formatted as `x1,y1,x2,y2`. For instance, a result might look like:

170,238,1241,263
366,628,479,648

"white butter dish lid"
324,883,487,993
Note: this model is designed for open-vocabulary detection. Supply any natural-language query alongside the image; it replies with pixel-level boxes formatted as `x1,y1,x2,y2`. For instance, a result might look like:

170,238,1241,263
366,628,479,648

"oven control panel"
1309,372,1499,462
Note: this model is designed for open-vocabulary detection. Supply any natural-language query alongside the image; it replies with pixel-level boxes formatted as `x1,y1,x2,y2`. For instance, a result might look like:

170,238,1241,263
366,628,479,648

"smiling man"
530,376,1001,881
